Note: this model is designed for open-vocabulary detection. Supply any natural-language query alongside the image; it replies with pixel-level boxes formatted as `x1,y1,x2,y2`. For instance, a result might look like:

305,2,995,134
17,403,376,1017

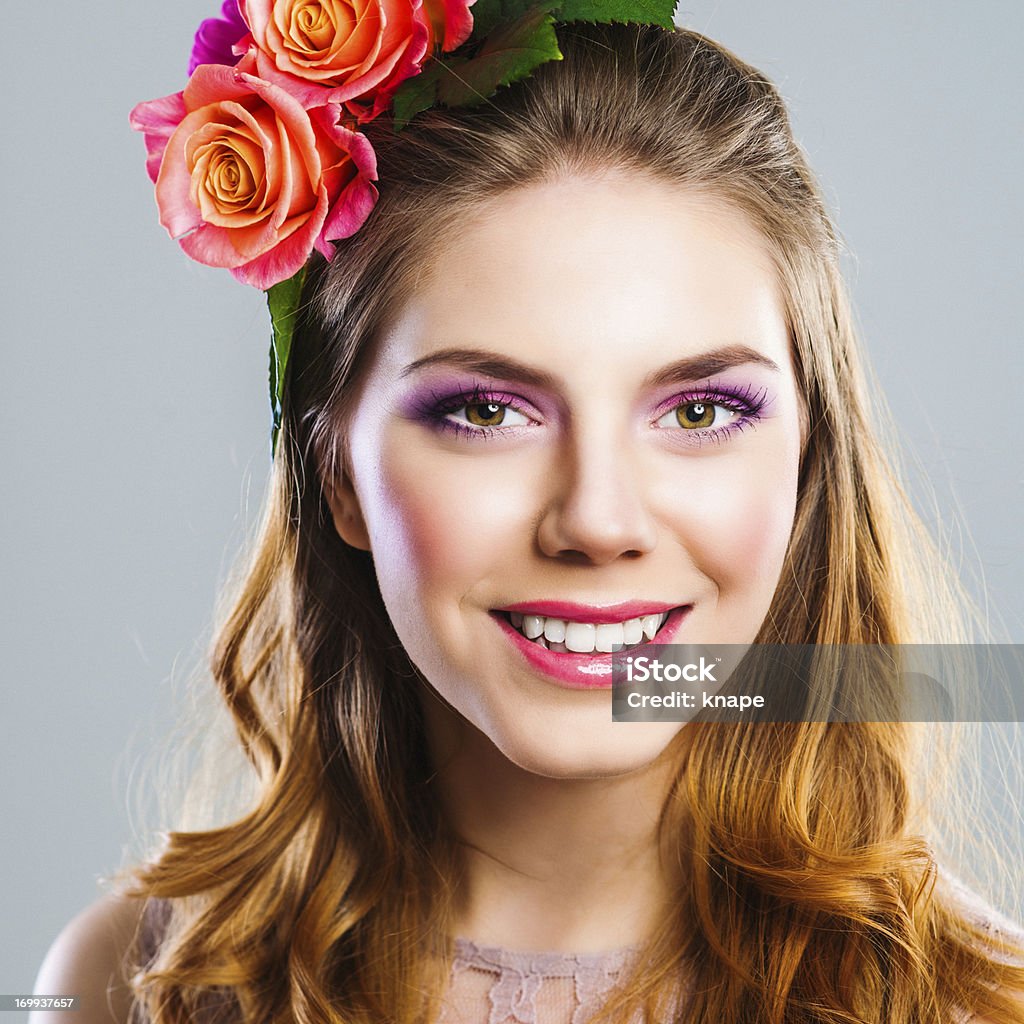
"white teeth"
543,618,566,643
505,609,673,652
565,622,596,652
595,622,624,652
523,615,545,639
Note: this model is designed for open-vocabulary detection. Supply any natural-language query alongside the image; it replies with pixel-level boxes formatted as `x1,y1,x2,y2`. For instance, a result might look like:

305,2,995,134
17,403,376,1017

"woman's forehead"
377,174,792,388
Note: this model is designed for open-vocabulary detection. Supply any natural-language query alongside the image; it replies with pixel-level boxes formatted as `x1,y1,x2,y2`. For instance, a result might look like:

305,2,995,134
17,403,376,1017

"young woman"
34,18,1024,1024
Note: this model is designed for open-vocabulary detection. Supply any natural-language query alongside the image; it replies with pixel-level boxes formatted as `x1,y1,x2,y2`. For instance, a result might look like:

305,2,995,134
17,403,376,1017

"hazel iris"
677,402,715,429
465,402,506,426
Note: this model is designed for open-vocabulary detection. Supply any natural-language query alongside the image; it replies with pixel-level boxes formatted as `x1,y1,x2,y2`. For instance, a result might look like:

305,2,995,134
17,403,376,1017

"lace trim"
449,937,643,1024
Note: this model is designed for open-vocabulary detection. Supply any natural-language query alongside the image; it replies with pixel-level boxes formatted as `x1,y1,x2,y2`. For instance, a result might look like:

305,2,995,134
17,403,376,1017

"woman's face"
327,172,804,778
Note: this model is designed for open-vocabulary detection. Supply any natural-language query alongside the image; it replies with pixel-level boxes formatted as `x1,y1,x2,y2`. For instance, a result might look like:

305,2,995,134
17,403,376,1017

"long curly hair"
119,21,1024,1024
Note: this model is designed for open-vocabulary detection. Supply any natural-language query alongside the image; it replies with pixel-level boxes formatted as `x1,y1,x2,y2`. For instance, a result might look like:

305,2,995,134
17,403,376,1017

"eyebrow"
400,348,559,387
400,343,780,387
646,344,781,386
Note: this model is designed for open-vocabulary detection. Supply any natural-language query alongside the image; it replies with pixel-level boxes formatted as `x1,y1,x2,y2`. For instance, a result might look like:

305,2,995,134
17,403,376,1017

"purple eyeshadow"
403,377,540,425
409,379,540,441
657,380,775,447
651,380,772,420
401,374,776,445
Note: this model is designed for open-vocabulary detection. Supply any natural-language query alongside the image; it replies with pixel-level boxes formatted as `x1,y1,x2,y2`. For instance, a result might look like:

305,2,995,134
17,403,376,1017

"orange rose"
238,0,475,121
130,62,378,289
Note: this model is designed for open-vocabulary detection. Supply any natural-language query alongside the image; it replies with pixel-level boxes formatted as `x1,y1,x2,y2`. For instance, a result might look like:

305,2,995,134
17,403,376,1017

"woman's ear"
324,469,371,552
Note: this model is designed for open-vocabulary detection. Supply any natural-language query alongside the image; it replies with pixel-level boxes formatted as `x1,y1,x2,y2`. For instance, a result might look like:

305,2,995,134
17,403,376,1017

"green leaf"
555,0,677,28
266,266,306,458
391,0,677,127
437,6,563,108
391,60,446,131
468,0,555,42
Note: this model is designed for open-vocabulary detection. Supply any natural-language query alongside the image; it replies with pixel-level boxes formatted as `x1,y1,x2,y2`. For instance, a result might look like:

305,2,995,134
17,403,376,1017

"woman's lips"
489,605,691,690
496,599,680,623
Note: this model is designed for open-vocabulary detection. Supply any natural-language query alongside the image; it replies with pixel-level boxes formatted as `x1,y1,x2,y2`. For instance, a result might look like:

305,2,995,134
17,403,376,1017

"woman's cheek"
365,429,540,595
660,447,798,601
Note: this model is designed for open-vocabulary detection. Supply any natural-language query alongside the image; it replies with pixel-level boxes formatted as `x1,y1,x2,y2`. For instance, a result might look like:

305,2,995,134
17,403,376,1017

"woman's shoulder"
935,865,1024,950
934,866,1024,1024
31,891,152,1024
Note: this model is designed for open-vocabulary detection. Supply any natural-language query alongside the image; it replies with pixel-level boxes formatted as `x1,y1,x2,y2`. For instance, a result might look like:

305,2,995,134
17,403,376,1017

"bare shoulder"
984,980,1024,1012
31,892,150,1024
934,867,1024,1022
972,985,1024,1023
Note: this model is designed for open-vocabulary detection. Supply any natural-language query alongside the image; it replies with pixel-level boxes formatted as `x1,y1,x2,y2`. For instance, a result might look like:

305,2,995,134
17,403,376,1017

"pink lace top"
440,936,649,1024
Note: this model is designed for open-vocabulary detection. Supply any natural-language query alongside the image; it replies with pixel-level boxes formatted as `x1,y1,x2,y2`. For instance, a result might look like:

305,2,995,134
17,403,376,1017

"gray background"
2,0,1021,1000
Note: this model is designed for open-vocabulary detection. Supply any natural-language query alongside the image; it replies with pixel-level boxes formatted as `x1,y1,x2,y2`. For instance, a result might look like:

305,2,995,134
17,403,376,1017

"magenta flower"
188,0,250,76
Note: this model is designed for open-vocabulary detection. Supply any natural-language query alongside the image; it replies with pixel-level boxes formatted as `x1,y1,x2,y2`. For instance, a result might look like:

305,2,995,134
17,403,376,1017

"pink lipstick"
490,603,691,690
496,599,680,623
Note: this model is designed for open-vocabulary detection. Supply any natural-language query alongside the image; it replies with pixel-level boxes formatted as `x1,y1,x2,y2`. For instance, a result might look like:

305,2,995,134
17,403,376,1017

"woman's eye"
449,401,531,429
656,401,740,431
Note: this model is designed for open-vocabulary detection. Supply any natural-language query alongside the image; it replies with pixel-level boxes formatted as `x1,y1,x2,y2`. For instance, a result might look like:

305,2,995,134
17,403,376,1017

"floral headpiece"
131,0,677,453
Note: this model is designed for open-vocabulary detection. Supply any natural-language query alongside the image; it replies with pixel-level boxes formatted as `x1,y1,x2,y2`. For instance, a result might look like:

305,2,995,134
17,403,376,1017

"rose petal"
320,0,386,82
189,67,324,196
154,106,235,237
130,91,188,183
188,0,249,75
422,0,474,53
316,175,378,257
180,196,315,268
189,126,270,227
230,188,331,288
342,17,430,122
231,32,255,58
440,0,475,51
248,47,335,108
184,101,279,226
179,222,252,269
183,62,259,109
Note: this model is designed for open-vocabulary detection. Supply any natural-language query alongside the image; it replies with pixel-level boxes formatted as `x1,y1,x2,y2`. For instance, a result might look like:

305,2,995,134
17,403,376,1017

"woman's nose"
535,427,659,565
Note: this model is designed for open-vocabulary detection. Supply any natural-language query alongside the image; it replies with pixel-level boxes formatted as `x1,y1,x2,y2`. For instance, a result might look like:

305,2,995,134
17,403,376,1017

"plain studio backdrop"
2,0,1022,1005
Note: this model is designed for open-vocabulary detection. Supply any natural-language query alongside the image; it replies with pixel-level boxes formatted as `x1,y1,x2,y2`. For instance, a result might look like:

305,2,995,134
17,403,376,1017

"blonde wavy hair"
118,21,1024,1024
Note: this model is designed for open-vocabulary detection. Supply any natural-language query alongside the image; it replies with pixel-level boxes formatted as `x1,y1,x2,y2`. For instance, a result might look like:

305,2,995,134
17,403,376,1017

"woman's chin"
494,722,686,781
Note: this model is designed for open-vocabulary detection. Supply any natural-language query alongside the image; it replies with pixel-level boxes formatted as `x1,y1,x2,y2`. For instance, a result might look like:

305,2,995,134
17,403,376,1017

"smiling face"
325,171,804,778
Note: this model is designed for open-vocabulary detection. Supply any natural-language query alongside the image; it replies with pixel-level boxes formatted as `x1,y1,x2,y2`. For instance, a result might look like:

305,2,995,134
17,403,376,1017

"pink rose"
238,0,475,122
130,62,378,289
421,0,476,53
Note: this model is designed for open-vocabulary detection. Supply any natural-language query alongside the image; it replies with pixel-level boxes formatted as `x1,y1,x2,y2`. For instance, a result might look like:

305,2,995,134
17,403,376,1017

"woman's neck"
421,694,685,954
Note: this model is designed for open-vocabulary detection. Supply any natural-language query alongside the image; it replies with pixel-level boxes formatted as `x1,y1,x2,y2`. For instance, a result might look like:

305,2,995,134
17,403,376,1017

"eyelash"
422,381,769,444
651,384,769,447
423,384,531,441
